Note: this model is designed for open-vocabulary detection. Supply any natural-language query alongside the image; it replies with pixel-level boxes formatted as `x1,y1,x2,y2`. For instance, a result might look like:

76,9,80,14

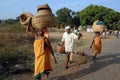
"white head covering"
65,26,71,30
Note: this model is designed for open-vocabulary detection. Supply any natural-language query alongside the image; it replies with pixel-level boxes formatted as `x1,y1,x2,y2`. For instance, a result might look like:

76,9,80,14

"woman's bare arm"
26,23,35,37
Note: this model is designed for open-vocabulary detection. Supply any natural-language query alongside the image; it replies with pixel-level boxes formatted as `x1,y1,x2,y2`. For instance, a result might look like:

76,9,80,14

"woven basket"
92,20,105,32
73,54,88,65
37,4,52,14
31,13,56,29
56,44,65,54
19,12,33,26
31,4,56,29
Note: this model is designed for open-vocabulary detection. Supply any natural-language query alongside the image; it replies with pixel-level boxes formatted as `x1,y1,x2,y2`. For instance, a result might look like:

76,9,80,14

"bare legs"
44,71,50,80
93,54,97,63
38,78,41,80
65,52,71,69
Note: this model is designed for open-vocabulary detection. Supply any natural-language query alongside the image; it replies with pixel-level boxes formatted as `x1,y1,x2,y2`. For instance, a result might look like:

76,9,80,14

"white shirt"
61,32,78,52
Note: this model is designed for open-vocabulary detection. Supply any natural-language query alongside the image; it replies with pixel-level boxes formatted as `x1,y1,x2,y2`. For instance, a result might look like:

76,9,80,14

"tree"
72,16,80,27
56,7,74,26
4,19,16,25
0,17,19,25
77,5,120,30
116,20,120,30
15,17,19,22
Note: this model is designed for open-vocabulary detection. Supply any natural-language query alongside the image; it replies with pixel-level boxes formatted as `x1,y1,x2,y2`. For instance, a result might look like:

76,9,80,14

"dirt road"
49,38,120,80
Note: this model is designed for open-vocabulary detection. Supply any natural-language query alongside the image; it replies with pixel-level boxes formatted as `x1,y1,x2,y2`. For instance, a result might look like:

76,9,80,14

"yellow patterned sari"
33,37,52,79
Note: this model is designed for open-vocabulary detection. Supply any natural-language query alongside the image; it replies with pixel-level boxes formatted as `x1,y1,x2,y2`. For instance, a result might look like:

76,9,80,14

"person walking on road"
90,32,102,62
61,26,82,69
26,23,57,80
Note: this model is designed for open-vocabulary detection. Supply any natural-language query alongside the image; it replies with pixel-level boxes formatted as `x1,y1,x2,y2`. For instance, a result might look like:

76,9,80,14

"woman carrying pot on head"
90,32,102,62
26,23,57,80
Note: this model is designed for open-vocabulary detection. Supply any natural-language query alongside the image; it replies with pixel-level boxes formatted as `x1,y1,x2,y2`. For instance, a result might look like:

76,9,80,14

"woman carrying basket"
26,23,57,80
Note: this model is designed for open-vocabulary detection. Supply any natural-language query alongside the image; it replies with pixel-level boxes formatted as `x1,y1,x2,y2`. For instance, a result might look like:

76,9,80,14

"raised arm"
78,32,82,40
26,23,35,37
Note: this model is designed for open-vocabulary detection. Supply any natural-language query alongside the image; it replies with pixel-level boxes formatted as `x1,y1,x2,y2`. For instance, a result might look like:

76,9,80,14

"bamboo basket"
19,12,33,26
31,14,56,29
31,4,56,29
37,4,52,14
56,44,65,54
73,54,88,65
92,20,105,32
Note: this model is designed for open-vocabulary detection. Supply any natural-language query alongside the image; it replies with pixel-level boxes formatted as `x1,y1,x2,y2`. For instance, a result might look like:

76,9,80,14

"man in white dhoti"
61,26,81,69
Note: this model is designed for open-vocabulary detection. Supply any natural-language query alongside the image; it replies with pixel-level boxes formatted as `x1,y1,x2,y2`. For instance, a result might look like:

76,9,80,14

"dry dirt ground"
39,31,120,80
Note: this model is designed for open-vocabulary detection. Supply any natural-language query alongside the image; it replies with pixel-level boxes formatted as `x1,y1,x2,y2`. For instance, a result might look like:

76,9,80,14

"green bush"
0,47,34,68
0,48,19,67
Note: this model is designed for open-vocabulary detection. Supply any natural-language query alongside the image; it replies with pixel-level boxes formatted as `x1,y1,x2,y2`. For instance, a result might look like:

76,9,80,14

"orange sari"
93,36,102,55
33,37,52,79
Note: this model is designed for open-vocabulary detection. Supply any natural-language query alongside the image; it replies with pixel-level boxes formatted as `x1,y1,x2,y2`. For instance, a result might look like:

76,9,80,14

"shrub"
0,48,34,78
0,48,19,67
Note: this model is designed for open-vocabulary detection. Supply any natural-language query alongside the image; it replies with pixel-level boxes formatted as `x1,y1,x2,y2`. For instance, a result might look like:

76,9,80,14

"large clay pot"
31,4,56,29
92,20,105,32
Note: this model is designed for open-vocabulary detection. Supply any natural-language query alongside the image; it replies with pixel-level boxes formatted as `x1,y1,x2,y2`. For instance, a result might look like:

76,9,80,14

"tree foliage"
56,7,80,27
1,5,120,30
0,17,19,25
77,5,120,29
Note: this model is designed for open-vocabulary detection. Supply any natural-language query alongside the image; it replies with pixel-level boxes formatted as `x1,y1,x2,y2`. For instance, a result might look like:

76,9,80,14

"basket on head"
19,12,33,26
92,20,105,32
31,4,56,29
37,4,52,14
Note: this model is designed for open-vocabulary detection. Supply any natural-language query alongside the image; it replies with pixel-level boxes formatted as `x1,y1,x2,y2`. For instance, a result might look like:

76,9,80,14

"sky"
0,0,120,19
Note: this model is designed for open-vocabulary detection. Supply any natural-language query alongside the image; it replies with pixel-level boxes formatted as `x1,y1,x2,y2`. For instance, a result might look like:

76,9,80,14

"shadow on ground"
51,53,120,80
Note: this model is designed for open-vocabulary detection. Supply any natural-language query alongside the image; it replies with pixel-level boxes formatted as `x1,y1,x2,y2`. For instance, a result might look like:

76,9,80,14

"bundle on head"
31,4,56,29
19,12,33,26
92,20,105,32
